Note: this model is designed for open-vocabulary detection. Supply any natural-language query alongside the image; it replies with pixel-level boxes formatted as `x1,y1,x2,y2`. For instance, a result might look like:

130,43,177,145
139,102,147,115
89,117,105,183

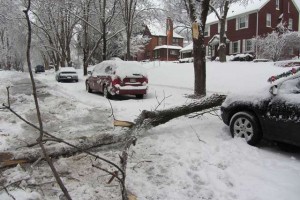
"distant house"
180,0,300,59
138,18,184,61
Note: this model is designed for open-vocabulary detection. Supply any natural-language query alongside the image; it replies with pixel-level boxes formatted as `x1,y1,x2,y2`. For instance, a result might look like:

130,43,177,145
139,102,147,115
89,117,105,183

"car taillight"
142,76,148,86
143,76,148,83
112,76,121,85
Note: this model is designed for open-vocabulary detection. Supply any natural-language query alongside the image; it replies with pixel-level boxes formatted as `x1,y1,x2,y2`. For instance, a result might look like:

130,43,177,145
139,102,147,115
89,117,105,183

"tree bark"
186,0,210,96
218,1,229,63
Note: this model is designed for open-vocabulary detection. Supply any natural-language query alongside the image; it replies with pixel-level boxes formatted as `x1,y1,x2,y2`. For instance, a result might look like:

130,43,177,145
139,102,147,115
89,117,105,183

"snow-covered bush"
255,31,300,62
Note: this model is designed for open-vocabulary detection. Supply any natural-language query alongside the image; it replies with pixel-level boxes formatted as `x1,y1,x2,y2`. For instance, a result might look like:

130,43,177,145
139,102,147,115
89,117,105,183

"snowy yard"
1,61,300,200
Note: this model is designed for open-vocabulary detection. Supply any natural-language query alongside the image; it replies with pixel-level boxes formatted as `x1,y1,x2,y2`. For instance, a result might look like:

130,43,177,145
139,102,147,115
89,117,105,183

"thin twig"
107,98,115,120
132,160,152,171
190,126,207,144
154,90,172,111
4,188,16,200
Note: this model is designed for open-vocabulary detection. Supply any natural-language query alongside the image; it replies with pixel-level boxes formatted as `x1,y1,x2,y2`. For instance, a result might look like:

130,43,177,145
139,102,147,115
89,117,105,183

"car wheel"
229,111,262,146
136,94,144,99
86,83,92,93
103,86,112,99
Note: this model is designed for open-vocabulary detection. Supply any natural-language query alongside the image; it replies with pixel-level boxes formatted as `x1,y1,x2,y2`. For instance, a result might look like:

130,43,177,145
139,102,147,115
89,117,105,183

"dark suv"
221,73,300,147
35,65,45,73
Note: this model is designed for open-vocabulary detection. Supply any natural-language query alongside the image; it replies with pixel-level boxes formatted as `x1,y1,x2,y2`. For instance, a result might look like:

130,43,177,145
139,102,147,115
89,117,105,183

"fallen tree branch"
134,94,226,129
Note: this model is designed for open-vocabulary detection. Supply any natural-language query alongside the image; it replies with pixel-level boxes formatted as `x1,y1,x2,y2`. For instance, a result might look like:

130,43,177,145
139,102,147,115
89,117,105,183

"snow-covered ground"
1,61,300,200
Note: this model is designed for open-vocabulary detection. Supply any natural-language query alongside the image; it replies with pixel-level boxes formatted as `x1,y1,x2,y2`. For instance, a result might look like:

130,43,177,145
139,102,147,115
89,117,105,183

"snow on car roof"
59,67,76,72
99,60,147,79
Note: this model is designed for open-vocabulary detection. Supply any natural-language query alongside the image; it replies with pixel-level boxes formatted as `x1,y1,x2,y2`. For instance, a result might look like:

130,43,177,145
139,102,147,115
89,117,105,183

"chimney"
166,17,173,46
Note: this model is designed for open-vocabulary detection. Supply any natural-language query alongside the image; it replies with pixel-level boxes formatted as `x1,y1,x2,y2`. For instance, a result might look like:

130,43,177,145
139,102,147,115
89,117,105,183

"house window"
288,47,293,55
266,13,272,27
232,41,239,54
288,18,293,30
204,25,210,37
276,0,280,10
237,15,248,30
218,21,227,33
170,50,178,55
173,38,179,45
158,37,163,45
245,39,253,52
154,50,160,58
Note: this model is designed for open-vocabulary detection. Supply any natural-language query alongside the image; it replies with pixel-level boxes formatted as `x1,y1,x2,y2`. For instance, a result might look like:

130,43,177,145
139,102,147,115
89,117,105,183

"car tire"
229,111,262,146
103,86,112,99
86,83,92,93
136,94,144,99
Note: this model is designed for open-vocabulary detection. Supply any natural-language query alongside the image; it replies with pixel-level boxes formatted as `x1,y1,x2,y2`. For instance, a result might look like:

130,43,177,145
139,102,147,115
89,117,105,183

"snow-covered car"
221,72,300,147
86,61,148,99
55,67,78,82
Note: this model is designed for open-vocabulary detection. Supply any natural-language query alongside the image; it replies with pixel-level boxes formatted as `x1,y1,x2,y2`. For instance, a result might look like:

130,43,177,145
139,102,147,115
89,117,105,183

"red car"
86,61,148,99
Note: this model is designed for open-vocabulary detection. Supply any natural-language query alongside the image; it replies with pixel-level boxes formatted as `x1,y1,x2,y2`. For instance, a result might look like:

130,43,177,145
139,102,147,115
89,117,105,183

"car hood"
222,87,272,108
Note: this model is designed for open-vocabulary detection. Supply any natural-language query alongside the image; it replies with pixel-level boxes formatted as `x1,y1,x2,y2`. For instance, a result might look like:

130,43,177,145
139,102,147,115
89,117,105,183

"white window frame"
231,41,240,54
236,15,249,30
158,37,163,45
243,39,253,52
218,20,227,33
266,13,271,27
288,18,293,30
276,0,280,10
204,25,210,37
170,50,178,55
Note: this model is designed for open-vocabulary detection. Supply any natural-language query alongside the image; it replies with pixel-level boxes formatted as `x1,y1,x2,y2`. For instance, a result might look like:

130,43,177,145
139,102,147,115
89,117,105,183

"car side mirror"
269,85,278,96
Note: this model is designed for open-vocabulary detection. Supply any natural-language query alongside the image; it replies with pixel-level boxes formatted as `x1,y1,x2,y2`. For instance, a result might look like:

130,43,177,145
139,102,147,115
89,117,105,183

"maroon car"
86,61,148,99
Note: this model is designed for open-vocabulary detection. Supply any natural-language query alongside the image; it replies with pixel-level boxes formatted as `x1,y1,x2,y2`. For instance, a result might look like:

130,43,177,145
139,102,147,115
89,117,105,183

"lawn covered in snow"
0,61,300,200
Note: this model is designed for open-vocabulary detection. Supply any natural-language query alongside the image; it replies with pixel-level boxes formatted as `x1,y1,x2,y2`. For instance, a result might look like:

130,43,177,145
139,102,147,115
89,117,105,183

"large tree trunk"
1,94,225,168
187,0,210,96
218,1,229,63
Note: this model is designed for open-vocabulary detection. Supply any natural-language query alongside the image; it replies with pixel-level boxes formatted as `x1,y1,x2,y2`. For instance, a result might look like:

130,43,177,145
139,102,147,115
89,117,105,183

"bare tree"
184,0,210,96
23,0,72,199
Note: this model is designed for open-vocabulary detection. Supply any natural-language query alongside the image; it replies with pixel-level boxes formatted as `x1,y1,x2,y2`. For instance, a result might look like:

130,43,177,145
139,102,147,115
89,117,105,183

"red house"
181,0,300,59
138,18,184,61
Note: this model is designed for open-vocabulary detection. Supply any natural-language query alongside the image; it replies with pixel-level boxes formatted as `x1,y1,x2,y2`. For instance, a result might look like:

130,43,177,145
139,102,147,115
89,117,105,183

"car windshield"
60,72,76,74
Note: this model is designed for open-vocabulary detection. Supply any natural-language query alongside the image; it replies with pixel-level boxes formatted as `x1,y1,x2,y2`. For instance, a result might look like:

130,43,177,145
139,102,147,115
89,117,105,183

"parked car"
55,67,78,82
221,73,300,147
86,61,148,99
35,65,45,73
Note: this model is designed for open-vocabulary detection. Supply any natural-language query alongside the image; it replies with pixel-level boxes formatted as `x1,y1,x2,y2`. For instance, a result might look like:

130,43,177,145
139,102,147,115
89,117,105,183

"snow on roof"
180,43,193,52
206,0,269,24
147,24,184,39
153,45,183,50
293,0,300,11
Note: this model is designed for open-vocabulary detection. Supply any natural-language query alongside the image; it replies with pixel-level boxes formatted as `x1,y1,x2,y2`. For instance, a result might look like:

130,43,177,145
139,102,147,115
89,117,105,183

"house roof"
293,0,300,11
180,43,193,52
147,24,184,39
153,45,182,50
206,0,269,24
